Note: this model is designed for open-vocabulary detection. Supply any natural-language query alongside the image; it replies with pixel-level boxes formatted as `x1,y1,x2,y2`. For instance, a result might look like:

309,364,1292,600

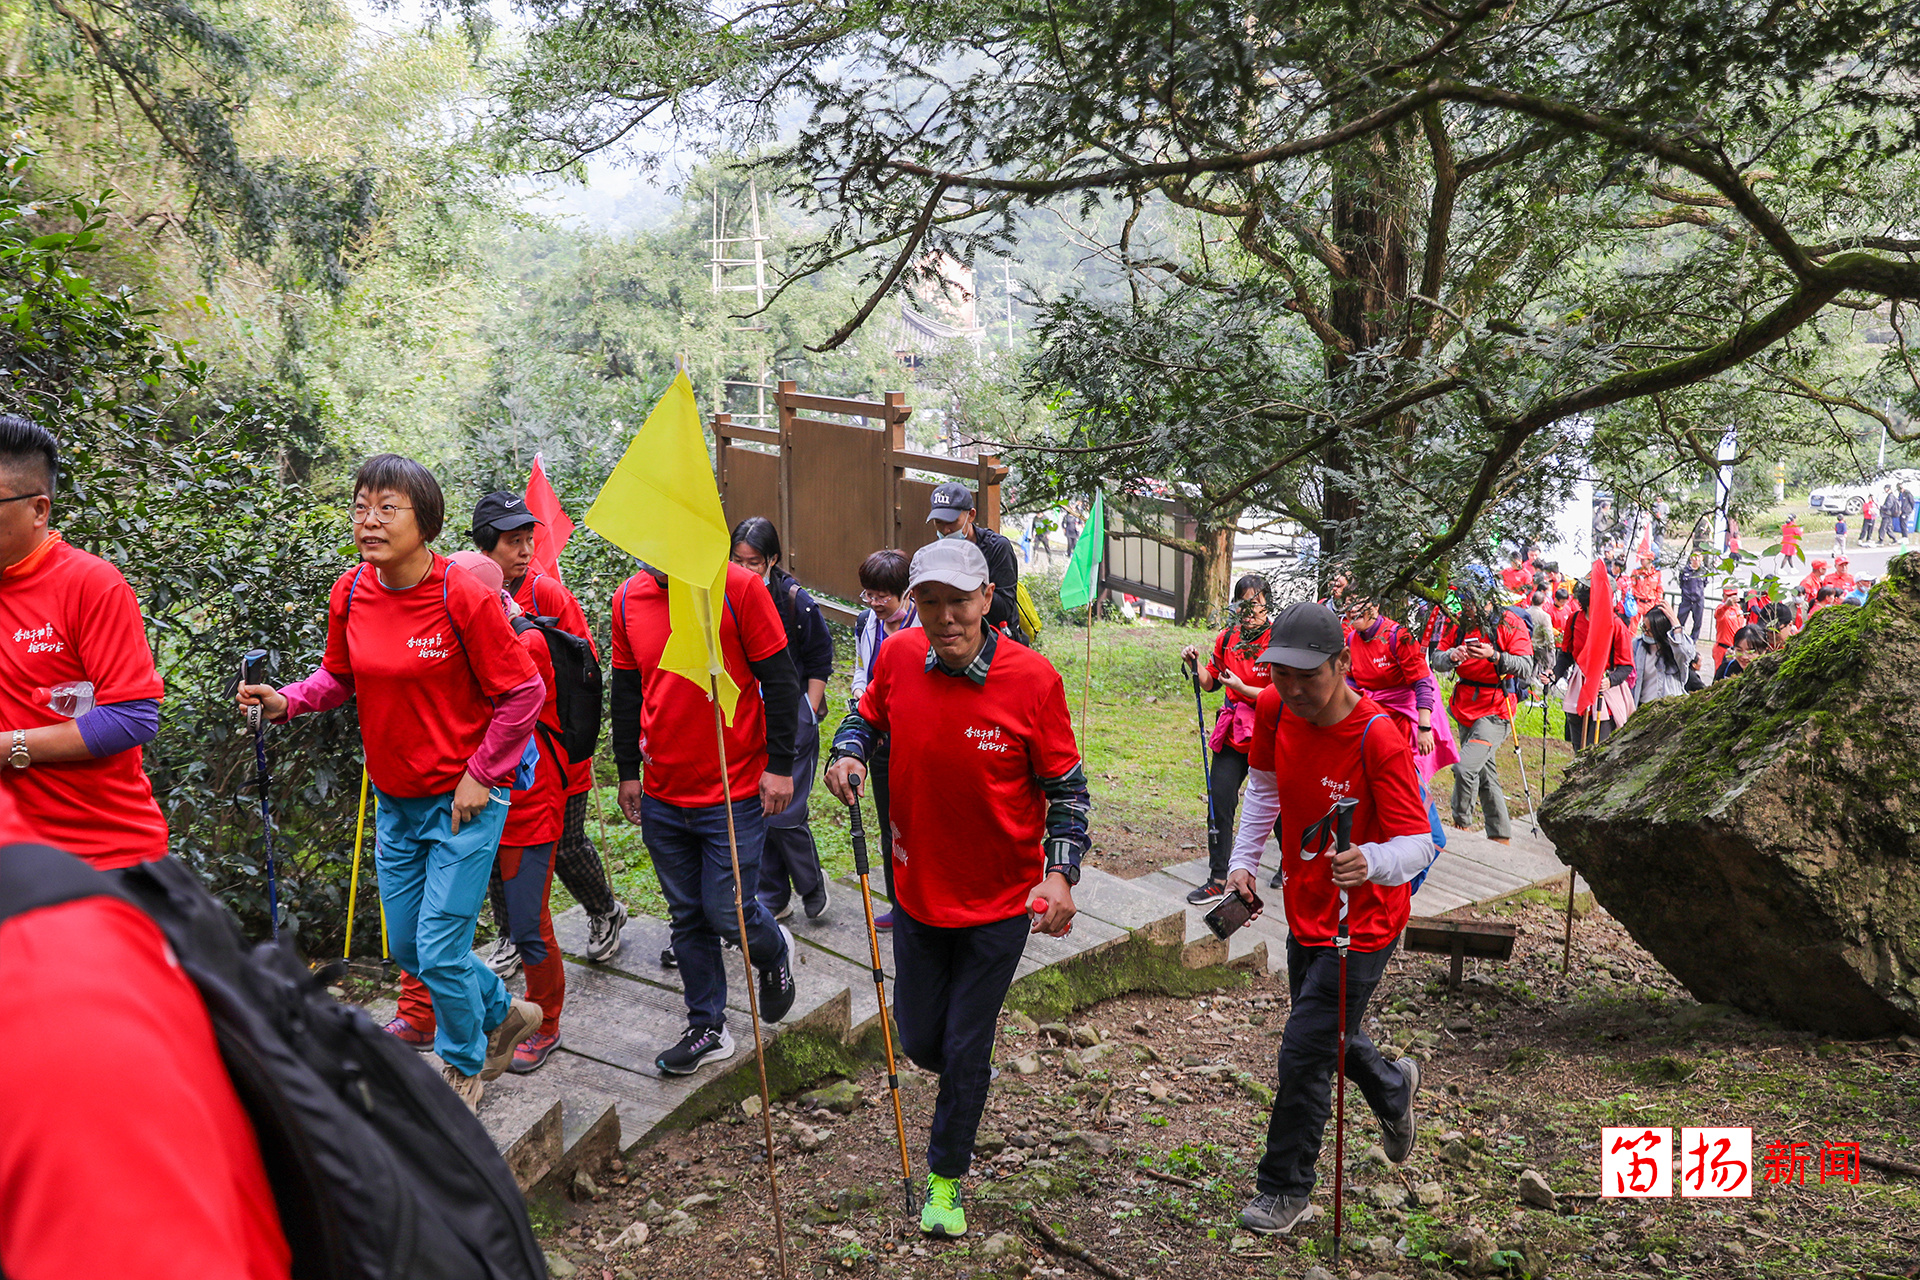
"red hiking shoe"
509,1031,561,1074
383,1015,434,1052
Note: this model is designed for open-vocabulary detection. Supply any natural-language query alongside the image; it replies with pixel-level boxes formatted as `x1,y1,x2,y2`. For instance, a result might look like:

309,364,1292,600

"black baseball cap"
472,490,539,534
1259,600,1347,670
927,482,976,523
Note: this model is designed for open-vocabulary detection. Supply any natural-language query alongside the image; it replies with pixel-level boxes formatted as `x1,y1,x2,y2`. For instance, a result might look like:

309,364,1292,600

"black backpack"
511,615,603,766
0,845,548,1280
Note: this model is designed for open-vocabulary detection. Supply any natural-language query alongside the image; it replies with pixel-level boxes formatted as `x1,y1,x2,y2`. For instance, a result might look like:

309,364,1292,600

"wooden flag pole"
345,766,371,959
709,675,790,1279
1563,704,1593,974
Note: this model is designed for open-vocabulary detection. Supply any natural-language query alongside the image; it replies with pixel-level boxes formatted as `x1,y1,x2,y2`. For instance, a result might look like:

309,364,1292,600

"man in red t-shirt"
1712,586,1742,669
1432,590,1534,843
825,538,1087,1239
471,492,628,969
1222,601,1431,1237
0,415,169,869
0,798,292,1280
609,561,801,1077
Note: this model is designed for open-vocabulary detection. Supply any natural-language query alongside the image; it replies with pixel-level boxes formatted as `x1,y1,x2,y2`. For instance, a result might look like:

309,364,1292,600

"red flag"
1574,557,1614,716
525,455,574,583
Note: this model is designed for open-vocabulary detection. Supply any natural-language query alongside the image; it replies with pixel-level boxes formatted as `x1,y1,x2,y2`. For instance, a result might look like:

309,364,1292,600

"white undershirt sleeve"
1229,768,1279,879
1359,832,1440,886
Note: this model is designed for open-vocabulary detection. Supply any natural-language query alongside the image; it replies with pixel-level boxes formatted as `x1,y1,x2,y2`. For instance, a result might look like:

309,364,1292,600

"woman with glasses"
1178,574,1275,906
851,548,914,927
731,517,836,923
237,454,544,1112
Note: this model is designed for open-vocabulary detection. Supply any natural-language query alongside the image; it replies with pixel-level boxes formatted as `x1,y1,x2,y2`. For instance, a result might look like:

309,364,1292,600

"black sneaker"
757,925,797,1023
660,945,678,970
802,882,830,920
1185,878,1228,906
1381,1057,1421,1163
656,1025,736,1075
1238,1192,1315,1235
1269,867,1284,889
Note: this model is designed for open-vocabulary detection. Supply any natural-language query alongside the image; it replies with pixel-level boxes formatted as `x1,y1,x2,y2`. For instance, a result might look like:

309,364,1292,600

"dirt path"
531,894,1920,1279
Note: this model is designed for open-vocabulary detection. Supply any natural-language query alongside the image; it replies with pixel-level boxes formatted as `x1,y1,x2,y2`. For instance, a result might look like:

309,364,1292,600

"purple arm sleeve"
275,666,355,721
75,698,159,759
1412,673,1439,714
466,675,545,787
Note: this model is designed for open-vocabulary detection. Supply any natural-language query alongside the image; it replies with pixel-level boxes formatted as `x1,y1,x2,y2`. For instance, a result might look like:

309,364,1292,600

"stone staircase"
370,824,1578,1196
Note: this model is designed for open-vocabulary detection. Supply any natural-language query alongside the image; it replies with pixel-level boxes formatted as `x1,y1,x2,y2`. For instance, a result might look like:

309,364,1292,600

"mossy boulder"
1540,552,1920,1036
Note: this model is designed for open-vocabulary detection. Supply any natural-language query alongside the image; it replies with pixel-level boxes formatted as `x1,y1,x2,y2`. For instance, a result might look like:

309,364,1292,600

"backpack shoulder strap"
0,841,115,927
339,563,368,661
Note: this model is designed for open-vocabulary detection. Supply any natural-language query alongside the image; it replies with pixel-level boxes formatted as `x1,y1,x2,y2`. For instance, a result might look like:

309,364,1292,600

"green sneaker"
920,1172,967,1237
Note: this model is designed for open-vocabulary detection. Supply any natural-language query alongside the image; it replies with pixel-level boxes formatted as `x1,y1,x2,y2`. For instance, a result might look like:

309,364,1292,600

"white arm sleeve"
1229,768,1280,878
850,615,876,701
1359,833,1440,886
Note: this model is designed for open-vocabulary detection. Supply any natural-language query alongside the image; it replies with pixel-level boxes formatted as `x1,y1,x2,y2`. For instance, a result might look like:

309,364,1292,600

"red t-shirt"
1781,522,1803,555
1560,606,1633,670
1247,689,1425,950
1439,610,1533,723
0,894,291,1280
610,564,787,807
1546,600,1574,633
0,535,168,868
855,630,1082,928
322,556,538,798
1206,625,1273,706
514,571,597,796
501,627,565,848
1347,618,1431,696
1500,564,1532,595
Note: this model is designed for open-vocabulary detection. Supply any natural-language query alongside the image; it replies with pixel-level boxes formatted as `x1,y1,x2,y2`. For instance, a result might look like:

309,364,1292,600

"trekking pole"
345,765,371,959
1512,689,1536,836
1181,657,1218,871
846,779,916,1214
708,675,790,1279
1329,796,1359,1266
242,650,281,940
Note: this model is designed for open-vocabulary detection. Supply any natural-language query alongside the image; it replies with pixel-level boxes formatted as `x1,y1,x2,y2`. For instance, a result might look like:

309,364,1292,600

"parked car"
1809,468,1920,514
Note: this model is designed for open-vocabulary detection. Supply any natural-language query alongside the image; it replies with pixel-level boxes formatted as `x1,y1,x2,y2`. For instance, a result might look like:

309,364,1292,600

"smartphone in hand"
1203,888,1264,940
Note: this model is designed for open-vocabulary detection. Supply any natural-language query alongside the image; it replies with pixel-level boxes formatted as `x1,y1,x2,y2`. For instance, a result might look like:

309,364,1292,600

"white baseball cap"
907,538,991,593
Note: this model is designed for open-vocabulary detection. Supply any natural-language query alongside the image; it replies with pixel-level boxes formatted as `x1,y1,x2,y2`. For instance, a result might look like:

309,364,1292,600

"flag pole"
709,674,789,1279
1564,704,1592,974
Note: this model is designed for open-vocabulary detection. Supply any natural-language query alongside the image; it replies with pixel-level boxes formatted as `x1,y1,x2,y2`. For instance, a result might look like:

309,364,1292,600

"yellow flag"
583,371,742,720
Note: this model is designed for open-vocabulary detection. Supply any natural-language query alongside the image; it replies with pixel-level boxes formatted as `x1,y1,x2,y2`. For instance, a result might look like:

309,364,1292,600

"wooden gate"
714,382,1007,618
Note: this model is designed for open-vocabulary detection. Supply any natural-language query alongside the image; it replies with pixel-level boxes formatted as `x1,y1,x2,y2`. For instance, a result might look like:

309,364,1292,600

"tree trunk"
1185,521,1238,625
1320,125,1412,579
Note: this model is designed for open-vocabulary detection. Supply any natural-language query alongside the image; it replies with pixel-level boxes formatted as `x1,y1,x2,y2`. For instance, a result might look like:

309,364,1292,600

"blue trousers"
642,793,789,1031
375,786,512,1075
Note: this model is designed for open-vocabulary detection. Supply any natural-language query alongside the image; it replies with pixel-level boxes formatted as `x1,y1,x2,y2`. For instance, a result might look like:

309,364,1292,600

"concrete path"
370,823,1581,1187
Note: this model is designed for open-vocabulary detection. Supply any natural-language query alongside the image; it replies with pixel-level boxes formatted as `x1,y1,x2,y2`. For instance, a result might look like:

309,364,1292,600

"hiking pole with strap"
1181,657,1218,872
846,778,916,1214
1327,796,1359,1265
1512,687,1536,836
242,650,280,939
345,765,370,958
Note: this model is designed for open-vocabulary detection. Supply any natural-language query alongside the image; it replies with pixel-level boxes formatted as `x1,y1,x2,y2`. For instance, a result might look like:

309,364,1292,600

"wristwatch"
7,730,28,769
1045,852,1082,886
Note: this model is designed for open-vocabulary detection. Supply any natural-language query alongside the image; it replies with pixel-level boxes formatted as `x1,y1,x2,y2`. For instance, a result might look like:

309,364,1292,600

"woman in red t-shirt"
392,552,569,1074
238,455,544,1112
1178,575,1273,907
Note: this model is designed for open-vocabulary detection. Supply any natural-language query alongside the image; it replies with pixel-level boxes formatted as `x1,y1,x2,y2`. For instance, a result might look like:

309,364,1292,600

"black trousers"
490,790,616,932
870,742,894,903
1564,713,1616,750
1206,746,1251,882
891,905,1029,1178
1259,935,1408,1197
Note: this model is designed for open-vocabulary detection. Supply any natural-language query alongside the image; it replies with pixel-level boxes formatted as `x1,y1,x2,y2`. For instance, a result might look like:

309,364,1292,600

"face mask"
940,527,968,541
884,600,912,624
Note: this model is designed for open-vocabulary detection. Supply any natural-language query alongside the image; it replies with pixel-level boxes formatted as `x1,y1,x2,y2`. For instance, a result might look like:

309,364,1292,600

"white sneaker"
586,901,629,962
486,936,522,979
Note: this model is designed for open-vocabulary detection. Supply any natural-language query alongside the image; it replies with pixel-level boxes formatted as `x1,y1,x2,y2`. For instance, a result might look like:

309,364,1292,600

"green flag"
1058,490,1105,609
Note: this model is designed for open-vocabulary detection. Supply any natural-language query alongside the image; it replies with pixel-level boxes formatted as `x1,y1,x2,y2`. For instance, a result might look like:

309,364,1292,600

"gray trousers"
1451,714,1512,839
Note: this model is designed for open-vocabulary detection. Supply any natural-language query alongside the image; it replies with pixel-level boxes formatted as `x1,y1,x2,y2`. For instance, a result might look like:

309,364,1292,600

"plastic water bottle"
47,681,95,718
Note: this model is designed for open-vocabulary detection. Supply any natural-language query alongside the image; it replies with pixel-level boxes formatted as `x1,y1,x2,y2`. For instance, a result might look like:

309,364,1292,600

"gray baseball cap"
1259,600,1347,669
927,482,977,523
907,537,991,593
